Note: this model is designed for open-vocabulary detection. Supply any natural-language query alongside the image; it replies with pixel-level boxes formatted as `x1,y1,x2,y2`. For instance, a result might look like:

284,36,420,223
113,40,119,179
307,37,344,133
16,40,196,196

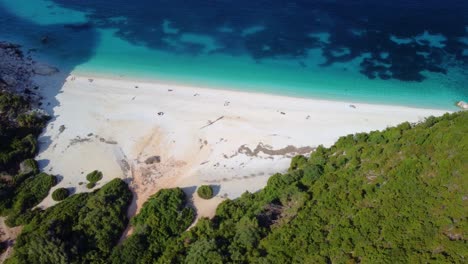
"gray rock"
145,156,161,164
59,125,66,133
19,159,38,175
1,74,17,86
33,63,59,75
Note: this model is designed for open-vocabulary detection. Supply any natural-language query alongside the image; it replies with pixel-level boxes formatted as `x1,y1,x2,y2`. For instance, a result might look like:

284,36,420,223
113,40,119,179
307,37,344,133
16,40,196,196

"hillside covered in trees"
4,111,467,263
0,90,56,228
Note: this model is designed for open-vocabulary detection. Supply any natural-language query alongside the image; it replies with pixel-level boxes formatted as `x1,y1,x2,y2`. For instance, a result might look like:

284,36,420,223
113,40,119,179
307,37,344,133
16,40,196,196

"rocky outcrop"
33,63,59,76
0,41,34,94
456,101,468,110
144,156,161,164
0,41,57,105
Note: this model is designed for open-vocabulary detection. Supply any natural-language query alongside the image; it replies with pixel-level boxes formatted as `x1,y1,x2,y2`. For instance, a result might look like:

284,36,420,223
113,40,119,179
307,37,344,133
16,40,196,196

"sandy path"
0,217,22,263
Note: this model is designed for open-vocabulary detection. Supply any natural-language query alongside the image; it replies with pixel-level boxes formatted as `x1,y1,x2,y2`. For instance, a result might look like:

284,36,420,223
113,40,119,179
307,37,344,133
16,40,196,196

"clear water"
1,0,467,109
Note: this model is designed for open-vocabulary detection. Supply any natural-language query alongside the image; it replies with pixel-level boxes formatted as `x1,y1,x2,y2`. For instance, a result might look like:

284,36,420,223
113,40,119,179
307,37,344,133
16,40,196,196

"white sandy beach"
34,74,449,218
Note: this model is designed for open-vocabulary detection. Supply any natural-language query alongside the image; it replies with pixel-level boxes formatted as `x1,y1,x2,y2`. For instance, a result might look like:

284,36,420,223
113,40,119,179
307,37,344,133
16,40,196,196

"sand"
0,217,22,262
34,74,449,219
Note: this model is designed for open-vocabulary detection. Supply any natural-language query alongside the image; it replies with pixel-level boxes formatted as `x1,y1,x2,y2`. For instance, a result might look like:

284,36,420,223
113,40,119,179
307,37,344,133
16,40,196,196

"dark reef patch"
49,0,468,82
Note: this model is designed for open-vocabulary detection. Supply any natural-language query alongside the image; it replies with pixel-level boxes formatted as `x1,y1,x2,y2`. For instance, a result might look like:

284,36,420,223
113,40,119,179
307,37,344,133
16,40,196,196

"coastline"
34,72,451,219
0,1,466,261
72,65,462,112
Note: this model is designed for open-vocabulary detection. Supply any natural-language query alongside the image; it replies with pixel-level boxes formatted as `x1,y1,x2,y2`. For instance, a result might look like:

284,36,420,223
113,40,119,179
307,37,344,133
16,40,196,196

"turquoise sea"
0,0,467,109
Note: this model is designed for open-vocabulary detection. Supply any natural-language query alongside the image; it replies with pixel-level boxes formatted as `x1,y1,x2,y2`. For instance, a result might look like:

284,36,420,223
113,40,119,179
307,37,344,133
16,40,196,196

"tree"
51,188,69,201
86,170,103,183
197,185,214,199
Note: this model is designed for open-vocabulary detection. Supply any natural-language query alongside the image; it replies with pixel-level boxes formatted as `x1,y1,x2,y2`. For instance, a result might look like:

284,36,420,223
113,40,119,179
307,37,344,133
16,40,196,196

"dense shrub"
2,172,56,227
18,159,38,175
111,188,194,263
197,185,214,199
0,91,48,173
86,182,96,189
288,155,307,171
0,91,53,226
151,111,468,263
7,178,132,264
51,188,69,201
86,170,103,183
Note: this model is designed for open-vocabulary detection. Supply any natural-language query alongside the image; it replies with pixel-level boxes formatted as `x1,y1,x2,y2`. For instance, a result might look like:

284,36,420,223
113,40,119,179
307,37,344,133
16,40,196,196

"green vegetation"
1,172,56,227
0,92,48,173
6,179,132,264
3,82,467,264
85,170,102,189
86,170,103,183
51,188,69,201
108,111,467,263
111,188,194,263
19,159,38,175
112,188,195,263
0,91,55,227
288,154,308,172
197,185,214,199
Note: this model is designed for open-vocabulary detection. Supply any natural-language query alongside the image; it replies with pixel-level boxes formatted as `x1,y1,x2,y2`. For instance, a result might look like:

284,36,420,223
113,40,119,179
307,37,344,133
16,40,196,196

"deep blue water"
1,0,467,109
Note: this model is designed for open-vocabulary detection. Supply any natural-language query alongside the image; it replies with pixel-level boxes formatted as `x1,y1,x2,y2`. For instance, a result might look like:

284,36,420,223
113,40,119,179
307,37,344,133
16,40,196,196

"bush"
52,188,69,201
11,173,55,214
86,170,103,183
113,188,194,263
18,159,38,175
86,182,96,189
197,185,214,199
288,155,308,172
8,179,132,264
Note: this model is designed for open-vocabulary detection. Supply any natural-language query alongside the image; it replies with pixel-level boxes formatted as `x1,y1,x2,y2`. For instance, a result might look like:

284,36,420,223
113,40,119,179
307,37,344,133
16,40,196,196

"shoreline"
71,70,457,112
34,71,451,219
1,34,462,112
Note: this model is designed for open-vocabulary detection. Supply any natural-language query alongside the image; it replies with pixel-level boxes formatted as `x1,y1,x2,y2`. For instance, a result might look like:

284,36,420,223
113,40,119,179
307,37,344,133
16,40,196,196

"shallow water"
1,0,467,109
